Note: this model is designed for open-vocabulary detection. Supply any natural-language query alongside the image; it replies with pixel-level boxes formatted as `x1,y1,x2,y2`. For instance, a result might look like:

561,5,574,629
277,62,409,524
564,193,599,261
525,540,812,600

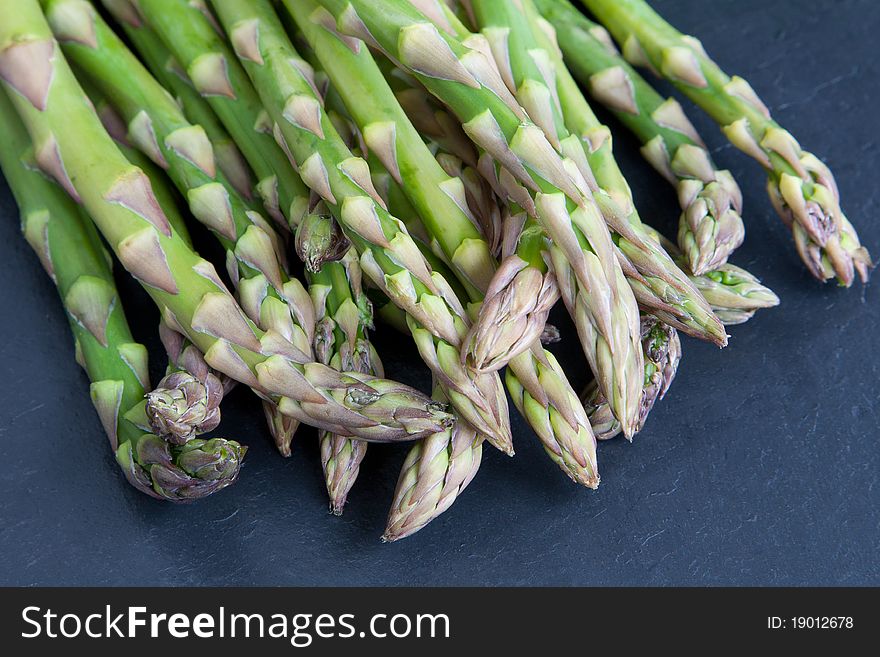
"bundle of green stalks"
0,0,863,540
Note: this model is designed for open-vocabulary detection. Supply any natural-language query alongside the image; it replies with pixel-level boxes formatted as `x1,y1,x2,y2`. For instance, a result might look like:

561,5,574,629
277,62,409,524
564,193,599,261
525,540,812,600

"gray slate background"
0,0,877,586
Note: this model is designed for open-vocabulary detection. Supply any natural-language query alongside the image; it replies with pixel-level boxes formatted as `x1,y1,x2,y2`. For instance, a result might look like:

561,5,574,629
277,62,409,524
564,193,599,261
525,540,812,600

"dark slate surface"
0,0,877,586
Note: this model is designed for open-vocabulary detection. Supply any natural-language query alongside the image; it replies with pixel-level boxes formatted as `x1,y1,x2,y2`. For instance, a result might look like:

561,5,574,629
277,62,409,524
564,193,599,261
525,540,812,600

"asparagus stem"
0,0,453,444
288,0,598,484
535,0,744,276
288,0,557,376
300,209,380,515
582,0,872,286
100,0,255,201
46,0,308,454
483,0,727,347
372,10,561,374
314,0,650,438
128,0,310,228
0,86,245,500
86,89,234,445
209,0,513,454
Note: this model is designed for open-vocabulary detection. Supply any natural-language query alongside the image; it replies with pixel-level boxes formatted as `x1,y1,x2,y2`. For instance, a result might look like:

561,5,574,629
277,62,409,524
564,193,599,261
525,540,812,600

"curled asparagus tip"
764,150,872,286
294,210,351,273
690,263,780,326
584,317,682,441
677,178,746,276
321,432,367,516
382,417,483,542
116,435,247,502
145,371,223,445
462,255,560,373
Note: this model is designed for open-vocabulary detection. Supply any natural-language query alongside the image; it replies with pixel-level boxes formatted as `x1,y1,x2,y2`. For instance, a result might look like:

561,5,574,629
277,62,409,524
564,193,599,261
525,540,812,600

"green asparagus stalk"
315,0,645,440
120,0,310,229
292,0,556,374
209,0,513,455
288,0,599,485
383,387,483,542
196,31,380,505
477,0,727,347
100,0,255,202
87,89,236,445
415,10,562,376
297,209,378,515
45,0,307,454
535,0,744,276
0,87,245,500
118,143,228,444
582,0,872,286
0,0,453,445
383,61,481,169
86,89,231,446
583,316,681,441
291,1,550,365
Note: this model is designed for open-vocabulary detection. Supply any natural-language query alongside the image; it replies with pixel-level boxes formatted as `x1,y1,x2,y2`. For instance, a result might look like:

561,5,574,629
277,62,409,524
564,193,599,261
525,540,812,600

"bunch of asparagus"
0,0,866,540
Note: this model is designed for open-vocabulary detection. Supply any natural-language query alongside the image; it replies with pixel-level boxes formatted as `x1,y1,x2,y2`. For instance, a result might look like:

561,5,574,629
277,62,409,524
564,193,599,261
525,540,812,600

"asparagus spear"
87,89,239,446
315,0,645,440
582,0,872,286
383,388,482,542
86,89,230,445
284,83,388,510
100,0,254,201
46,0,306,454
122,0,310,229
412,6,562,375
583,316,681,441
209,0,513,455
477,0,726,347
534,0,744,276
297,209,378,515
0,0,453,443
288,0,599,486
0,87,245,500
